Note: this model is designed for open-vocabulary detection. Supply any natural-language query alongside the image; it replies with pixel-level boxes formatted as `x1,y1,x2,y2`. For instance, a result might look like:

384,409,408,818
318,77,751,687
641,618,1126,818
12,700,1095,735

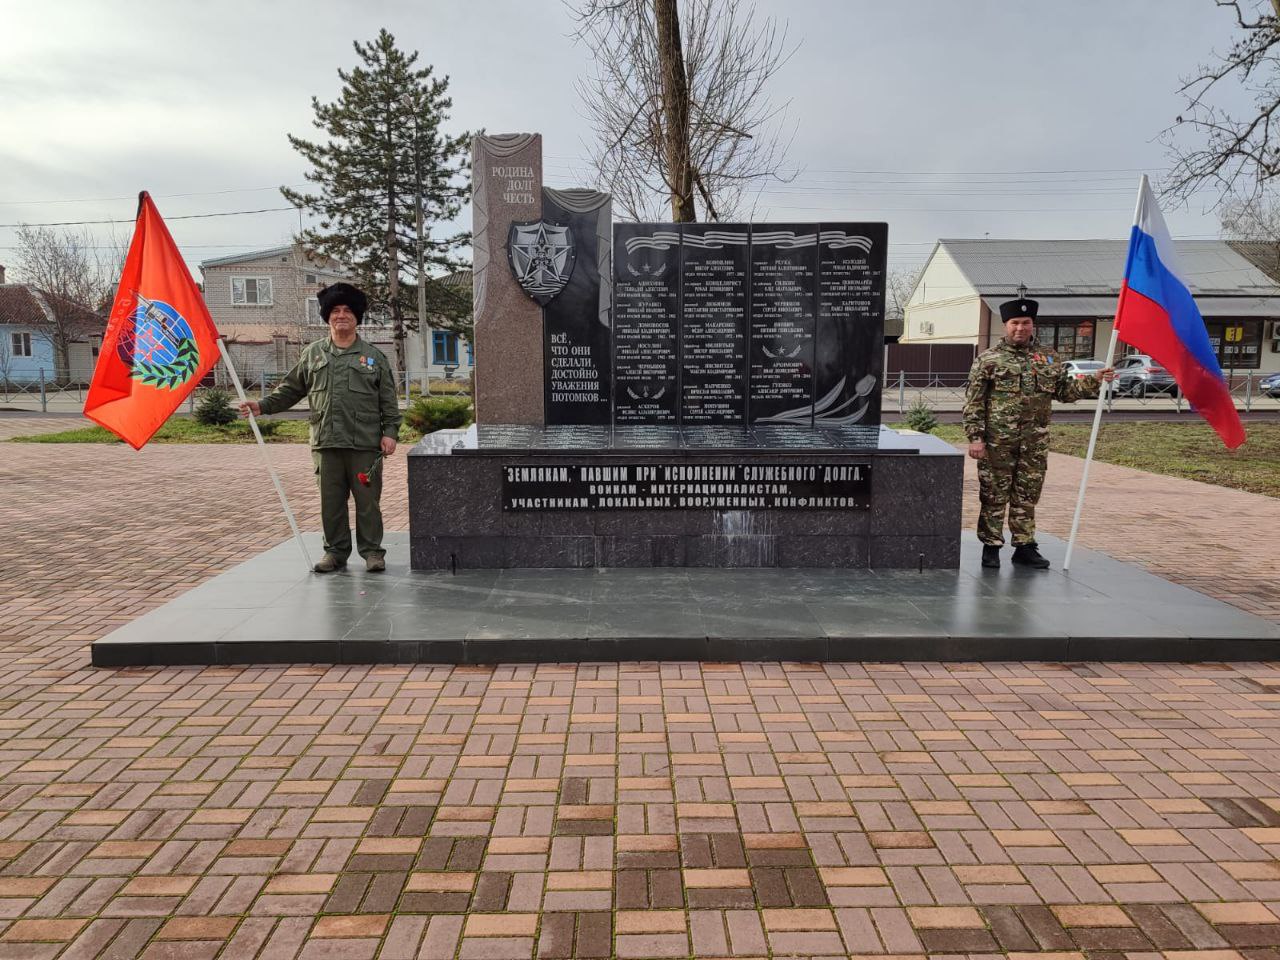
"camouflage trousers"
977,433,1049,546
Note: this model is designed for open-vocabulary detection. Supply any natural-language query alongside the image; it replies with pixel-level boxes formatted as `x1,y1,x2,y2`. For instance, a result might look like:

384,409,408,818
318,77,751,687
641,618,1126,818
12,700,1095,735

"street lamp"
1017,281,1027,300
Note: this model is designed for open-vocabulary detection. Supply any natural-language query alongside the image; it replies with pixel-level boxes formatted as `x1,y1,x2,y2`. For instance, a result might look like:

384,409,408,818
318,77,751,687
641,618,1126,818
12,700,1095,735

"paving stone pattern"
0,441,1278,958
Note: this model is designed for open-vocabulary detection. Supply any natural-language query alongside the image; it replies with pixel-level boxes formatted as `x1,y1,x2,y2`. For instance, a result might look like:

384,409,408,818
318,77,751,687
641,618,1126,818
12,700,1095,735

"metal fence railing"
1227,371,1278,413
881,370,1280,416
209,365,472,404
4,366,1272,415
882,372,969,414
0,371,87,411
0,366,471,413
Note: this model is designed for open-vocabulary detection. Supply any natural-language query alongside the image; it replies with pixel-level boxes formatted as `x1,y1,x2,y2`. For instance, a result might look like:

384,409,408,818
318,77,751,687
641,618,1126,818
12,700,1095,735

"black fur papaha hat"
317,282,368,323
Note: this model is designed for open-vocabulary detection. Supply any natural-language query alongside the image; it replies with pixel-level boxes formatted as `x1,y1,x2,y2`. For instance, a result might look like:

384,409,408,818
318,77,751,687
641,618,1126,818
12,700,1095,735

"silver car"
1112,354,1178,397
1063,359,1105,383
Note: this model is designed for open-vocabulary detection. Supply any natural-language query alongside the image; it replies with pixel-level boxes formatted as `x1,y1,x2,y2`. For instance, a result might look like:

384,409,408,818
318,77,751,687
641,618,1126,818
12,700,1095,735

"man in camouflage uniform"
240,283,402,573
962,298,1114,569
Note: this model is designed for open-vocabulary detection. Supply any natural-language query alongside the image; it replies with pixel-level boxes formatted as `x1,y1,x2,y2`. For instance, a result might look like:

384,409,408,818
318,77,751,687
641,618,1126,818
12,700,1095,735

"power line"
0,243,294,251
0,169,1199,211
0,185,308,206
541,165,1173,187
749,187,1143,197
744,204,1139,213
544,156,1174,176
0,207,297,228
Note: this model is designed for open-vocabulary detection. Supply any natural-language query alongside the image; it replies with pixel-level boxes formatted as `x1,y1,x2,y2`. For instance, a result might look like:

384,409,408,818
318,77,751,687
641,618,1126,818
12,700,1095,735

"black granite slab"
681,223,750,424
411,425,957,570
542,188,612,425
609,425,686,449
814,223,887,427
92,533,1280,666
748,225,818,424
613,223,680,424
606,221,887,430
466,423,887,453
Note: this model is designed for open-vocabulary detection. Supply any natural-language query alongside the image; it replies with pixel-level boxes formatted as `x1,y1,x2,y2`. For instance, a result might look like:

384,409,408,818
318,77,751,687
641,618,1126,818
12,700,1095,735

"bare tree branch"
1163,0,1280,205
1217,189,1280,285
12,225,116,382
886,266,922,324
567,0,797,222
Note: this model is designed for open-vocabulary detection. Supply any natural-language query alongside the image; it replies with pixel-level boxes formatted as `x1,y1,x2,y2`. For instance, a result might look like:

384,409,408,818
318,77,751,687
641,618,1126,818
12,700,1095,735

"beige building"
200,245,471,385
201,244,350,382
904,239,1280,375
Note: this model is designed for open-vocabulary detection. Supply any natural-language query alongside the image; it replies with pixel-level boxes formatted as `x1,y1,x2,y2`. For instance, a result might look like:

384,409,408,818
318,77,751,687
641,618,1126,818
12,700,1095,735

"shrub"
194,389,236,426
904,395,939,434
403,396,474,434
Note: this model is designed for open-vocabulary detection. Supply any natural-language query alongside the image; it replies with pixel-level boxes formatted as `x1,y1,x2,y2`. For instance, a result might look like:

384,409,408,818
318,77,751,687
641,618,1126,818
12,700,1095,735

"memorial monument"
409,133,961,568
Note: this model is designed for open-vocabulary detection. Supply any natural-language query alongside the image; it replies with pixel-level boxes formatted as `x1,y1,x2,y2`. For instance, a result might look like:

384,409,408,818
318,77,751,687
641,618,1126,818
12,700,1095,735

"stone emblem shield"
507,220,576,305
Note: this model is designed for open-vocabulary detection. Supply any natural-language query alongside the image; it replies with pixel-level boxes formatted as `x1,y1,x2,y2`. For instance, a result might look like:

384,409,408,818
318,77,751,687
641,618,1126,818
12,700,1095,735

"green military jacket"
258,336,402,451
962,337,1101,443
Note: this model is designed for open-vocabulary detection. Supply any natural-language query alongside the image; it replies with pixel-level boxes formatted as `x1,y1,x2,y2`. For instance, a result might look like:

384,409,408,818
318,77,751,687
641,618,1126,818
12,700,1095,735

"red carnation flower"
357,454,385,488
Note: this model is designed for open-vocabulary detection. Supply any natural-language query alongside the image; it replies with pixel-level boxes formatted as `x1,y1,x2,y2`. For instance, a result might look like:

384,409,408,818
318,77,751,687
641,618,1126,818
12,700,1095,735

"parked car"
1261,372,1280,398
1063,359,1105,382
1112,354,1178,397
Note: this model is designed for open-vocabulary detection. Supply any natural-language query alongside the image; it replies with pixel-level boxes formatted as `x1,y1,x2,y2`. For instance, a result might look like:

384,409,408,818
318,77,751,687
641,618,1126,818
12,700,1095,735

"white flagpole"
1063,174,1146,571
217,338,313,572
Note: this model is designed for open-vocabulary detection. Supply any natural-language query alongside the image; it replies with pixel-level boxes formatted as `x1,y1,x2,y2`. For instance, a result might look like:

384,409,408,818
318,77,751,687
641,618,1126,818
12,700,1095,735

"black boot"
981,545,1001,568
1011,543,1051,569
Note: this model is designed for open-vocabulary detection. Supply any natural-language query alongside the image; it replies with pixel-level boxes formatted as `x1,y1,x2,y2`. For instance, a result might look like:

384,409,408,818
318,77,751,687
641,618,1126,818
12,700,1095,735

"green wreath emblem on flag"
118,296,202,391
131,337,200,389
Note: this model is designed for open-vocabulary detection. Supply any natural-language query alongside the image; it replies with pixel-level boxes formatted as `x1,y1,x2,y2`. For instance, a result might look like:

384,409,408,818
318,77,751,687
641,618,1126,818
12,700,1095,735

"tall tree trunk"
52,327,71,385
654,0,696,222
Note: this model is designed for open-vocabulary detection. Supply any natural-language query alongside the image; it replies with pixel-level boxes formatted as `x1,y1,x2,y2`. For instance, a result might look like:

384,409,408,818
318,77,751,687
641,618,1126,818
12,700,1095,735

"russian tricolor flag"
1116,177,1246,449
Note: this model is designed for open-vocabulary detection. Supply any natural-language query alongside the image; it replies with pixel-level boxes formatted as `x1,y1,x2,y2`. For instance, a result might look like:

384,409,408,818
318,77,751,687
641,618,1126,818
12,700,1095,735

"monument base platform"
91,533,1280,667
408,425,962,570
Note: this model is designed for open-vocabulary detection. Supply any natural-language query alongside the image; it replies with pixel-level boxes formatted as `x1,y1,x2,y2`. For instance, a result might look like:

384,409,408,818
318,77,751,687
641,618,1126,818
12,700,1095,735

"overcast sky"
0,0,1257,279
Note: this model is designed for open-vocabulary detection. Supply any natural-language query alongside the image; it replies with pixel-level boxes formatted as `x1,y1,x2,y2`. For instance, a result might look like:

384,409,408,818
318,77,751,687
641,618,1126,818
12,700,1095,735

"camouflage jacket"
962,338,1101,443
258,336,401,450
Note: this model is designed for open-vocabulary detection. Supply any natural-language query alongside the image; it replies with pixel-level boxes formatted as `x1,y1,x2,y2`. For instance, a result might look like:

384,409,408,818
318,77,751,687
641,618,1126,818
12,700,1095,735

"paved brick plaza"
1,427,1278,959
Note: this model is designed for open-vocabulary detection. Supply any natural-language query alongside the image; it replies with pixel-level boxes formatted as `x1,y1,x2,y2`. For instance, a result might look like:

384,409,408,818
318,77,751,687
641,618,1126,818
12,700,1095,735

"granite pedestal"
408,424,961,570
90,532,1280,666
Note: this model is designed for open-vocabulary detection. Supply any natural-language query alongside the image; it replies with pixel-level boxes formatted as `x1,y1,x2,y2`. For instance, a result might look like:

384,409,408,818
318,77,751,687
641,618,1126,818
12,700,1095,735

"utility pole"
415,158,426,369
404,93,428,382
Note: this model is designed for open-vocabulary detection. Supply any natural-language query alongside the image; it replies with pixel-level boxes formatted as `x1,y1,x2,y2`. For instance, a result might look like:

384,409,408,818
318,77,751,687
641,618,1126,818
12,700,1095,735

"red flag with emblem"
84,192,221,449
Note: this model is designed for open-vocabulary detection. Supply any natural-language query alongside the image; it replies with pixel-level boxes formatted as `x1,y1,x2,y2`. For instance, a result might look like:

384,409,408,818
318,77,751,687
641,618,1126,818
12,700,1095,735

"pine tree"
283,29,471,373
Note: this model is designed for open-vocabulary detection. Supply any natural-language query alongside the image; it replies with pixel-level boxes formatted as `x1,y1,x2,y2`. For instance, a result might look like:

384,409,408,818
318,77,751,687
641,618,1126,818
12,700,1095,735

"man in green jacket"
962,297,1113,570
239,283,402,573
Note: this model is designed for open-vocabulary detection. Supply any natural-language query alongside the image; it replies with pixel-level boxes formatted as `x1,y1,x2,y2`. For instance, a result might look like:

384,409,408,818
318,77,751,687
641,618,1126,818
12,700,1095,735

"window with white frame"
306,297,322,324
10,332,32,357
231,276,274,305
